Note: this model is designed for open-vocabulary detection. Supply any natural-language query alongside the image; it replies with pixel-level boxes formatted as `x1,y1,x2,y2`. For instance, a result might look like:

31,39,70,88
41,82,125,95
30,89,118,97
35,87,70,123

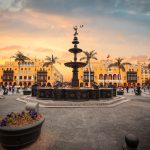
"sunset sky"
0,0,150,80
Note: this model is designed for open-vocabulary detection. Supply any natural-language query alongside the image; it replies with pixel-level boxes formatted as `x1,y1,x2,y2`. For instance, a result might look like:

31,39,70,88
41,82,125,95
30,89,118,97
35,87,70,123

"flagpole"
106,54,110,86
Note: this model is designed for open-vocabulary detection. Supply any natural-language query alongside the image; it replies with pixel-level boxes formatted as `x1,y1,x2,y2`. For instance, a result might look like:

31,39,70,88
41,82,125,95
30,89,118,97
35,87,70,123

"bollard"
123,134,139,150
25,102,39,113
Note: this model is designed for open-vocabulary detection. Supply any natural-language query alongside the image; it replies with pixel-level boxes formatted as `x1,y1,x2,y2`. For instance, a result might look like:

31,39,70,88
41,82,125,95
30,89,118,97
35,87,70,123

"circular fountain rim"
64,61,87,68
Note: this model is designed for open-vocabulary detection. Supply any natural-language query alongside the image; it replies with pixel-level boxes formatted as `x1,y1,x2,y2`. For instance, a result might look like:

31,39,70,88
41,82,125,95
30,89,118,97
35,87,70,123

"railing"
98,80,124,83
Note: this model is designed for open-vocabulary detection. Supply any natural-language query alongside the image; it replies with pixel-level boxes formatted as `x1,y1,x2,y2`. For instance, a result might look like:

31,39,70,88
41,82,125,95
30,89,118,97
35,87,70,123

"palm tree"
43,54,60,84
11,51,30,86
108,58,131,86
148,64,150,69
80,50,98,87
148,58,150,69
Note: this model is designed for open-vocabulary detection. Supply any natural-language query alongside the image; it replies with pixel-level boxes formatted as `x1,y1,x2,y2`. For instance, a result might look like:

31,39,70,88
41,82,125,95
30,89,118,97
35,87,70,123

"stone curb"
0,95,5,99
16,96,130,108
142,92,150,95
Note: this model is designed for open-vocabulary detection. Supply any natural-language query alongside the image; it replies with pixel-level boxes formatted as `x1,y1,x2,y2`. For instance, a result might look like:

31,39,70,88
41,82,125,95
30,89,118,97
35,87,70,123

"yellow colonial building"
78,60,150,87
0,59,149,87
0,59,63,87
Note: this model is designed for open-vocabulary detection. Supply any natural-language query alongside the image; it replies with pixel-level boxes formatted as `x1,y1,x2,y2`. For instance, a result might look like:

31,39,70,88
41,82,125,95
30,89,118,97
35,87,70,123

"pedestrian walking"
126,85,129,93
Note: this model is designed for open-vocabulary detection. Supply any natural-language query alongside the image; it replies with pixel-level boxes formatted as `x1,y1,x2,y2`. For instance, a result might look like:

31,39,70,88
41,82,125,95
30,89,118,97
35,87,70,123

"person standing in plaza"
126,85,129,93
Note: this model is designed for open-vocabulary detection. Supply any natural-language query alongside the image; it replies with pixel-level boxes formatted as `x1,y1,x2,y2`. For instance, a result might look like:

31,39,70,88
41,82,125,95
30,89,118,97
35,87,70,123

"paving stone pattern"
0,94,150,150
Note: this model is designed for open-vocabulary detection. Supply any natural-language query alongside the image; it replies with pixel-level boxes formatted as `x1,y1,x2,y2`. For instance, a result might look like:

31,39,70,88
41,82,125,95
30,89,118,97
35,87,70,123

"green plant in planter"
0,111,44,150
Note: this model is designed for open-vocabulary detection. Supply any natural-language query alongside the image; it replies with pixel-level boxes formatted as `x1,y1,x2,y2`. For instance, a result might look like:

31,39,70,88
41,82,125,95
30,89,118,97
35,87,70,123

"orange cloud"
0,7,150,81
0,45,22,51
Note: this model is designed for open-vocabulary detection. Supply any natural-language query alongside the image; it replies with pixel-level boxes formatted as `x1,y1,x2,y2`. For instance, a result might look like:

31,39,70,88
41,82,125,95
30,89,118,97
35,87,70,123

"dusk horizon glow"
0,0,150,81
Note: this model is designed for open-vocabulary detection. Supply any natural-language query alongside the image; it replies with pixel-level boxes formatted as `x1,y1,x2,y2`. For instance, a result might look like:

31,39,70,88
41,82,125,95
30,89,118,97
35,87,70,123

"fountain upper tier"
69,36,82,53
69,47,82,54
64,26,86,87
64,35,86,68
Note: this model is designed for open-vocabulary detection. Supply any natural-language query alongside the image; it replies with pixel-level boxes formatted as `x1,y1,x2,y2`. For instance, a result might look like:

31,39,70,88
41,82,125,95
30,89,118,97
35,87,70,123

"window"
83,71,94,82
99,74,103,80
108,74,112,80
14,76,16,79
24,76,27,79
104,74,107,80
118,74,121,80
28,68,31,71
19,76,22,79
48,76,50,80
28,76,32,80
113,74,117,80
127,71,137,82
21,68,23,71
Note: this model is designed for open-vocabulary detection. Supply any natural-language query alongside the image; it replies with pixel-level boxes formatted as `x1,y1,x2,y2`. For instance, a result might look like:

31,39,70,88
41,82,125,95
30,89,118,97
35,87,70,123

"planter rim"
0,117,45,131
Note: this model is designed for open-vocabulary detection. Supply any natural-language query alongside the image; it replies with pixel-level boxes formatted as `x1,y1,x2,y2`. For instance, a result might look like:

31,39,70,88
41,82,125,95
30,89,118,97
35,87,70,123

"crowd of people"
123,84,150,95
0,82,149,96
0,85,31,95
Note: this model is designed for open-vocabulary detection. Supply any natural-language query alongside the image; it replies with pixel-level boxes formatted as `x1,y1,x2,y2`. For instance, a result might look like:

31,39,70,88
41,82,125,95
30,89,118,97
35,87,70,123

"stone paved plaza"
0,92,150,150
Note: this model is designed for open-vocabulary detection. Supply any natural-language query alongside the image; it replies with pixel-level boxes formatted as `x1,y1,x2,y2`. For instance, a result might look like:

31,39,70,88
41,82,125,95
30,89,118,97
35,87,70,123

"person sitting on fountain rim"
92,82,99,89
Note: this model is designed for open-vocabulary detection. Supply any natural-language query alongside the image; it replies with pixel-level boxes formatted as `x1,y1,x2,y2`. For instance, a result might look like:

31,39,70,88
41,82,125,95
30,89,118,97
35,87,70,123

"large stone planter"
0,117,44,150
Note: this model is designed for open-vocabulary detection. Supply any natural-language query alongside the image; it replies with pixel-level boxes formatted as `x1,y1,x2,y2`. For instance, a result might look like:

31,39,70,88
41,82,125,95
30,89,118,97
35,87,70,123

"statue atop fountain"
64,25,86,87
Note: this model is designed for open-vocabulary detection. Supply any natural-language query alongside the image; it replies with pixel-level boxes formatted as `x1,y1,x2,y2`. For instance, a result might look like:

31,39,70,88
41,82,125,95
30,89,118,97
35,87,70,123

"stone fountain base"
35,87,116,101
16,95,129,108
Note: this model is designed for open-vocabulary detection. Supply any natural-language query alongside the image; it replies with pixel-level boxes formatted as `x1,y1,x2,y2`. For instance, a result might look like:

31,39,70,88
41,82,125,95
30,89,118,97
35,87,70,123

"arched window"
104,74,107,80
113,74,117,80
108,74,112,80
99,74,103,80
118,74,121,80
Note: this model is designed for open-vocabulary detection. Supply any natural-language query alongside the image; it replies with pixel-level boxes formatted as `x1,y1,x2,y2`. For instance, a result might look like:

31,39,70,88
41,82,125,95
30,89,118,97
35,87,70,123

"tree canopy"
80,50,98,64
108,58,131,72
11,51,30,63
43,54,60,67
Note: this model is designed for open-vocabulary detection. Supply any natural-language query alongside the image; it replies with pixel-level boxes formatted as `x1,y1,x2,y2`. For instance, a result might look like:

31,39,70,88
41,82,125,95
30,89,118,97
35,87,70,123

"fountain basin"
36,87,114,100
64,62,87,68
